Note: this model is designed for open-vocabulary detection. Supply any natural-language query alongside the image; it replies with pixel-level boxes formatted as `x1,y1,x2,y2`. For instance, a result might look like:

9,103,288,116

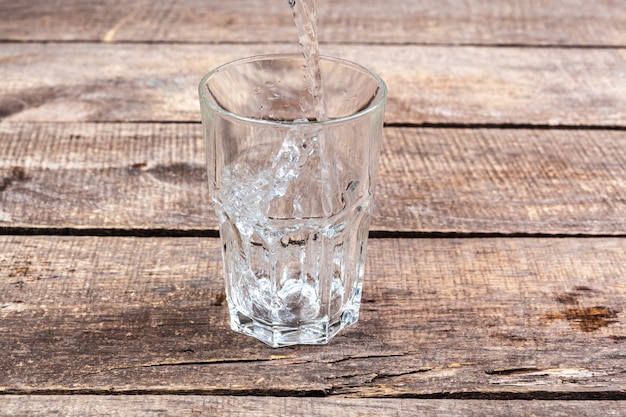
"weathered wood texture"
1,236,624,396
2,123,625,235
1,44,625,126
1,396,626,417
1,0,625,47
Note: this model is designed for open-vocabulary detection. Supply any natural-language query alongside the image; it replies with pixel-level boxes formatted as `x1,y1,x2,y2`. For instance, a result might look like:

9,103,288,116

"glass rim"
198,53,387,127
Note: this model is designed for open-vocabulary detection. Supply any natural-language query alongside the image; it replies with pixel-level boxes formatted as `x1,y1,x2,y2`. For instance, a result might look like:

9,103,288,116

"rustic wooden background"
1,0,625,415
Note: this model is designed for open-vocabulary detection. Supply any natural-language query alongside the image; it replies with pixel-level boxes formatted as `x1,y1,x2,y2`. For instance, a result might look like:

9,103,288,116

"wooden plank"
1,396,626,417
1,236,624,396
2,123,626,235
1,43,625,126
0,122,212,231
379,127,626,235
1,0,625,47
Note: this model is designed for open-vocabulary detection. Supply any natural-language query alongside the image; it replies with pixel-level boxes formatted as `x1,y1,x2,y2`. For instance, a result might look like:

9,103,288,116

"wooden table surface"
1,0,625,415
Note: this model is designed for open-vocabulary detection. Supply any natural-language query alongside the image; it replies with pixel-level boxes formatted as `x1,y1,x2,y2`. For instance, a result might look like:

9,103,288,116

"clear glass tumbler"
199,54,386,347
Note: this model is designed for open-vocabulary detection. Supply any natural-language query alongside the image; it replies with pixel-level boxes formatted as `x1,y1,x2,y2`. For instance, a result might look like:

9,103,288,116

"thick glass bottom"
228,303,360,347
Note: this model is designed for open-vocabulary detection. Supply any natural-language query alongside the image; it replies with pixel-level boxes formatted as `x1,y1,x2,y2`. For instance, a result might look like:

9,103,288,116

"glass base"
229,305,360,348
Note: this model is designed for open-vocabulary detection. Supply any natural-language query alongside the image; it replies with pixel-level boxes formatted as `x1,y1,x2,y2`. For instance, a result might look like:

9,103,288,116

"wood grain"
1,236,624,397
1,0,625,47
1,123,625,235
1,44,625,126
1,396,626,417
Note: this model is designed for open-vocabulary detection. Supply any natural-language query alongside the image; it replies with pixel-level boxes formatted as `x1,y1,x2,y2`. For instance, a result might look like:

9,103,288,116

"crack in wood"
371,368,434,381
322,351,420,364
76,356,295,381
483,366,626,389
325,367,437,397
485,367,543,376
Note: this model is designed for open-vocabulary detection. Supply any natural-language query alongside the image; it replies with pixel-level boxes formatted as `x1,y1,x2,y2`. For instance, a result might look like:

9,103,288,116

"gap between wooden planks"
1,396,626,417
0,43,625,126
1,123,625,235
1,236,624,397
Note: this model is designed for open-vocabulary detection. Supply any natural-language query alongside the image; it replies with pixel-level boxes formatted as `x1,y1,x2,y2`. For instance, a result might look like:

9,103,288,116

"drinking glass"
199,54,386,347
